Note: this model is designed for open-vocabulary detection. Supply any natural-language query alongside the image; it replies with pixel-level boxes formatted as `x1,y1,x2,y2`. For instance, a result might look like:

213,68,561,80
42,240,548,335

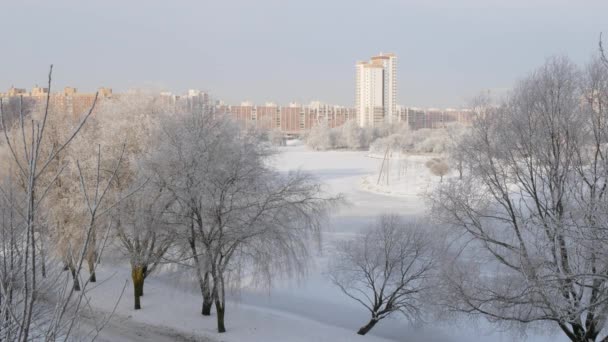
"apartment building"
355,53,397,128
0,86,112,123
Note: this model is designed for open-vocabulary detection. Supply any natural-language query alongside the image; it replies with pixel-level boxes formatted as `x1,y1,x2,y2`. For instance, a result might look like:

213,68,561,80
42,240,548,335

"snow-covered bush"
412,128,449,153
425,158,449,182
339,120,367,149
369,133,412,155
306,122,335,150
266,129,287,146
305,119,452,154
368,126,452,155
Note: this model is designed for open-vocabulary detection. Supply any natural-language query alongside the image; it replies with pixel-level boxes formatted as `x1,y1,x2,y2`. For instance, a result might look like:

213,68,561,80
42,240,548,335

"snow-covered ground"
85,145,566,342
83,263,392,342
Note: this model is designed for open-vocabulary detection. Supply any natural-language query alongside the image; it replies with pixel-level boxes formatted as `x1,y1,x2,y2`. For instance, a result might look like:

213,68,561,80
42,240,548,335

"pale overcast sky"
1,0,607,107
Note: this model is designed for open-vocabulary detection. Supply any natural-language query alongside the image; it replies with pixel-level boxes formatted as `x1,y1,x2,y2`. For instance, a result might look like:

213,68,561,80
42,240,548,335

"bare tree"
328,214,437,335
445,123,468,180
599,32,608,69
431,56,608,342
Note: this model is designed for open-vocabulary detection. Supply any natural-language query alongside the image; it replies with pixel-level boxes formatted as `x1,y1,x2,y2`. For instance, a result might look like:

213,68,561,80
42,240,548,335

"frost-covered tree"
306,122,335,150
369,133,412,156
340,120,367,149
425,158,449,182
0,66,125,341
151,110,339,332
92,94,167,309
432,56,608,342
40,94,159,290
411,128,449,153
445,123,469,180
114,180,174,310
147,111,237,318
266,128,286,146
328,214,437,335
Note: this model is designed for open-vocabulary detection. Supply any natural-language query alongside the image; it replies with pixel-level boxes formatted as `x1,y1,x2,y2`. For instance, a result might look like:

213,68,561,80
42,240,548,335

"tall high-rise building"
355,53,397,127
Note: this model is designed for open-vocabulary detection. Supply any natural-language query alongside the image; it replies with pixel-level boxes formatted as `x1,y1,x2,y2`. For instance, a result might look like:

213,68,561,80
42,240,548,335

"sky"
1,0,608,108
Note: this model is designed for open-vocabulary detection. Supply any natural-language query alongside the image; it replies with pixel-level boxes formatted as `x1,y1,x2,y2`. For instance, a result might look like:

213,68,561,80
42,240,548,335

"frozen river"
243,145,564,342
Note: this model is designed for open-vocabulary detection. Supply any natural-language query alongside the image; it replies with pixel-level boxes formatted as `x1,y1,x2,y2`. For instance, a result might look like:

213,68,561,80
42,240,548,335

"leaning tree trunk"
357,318,378,335
131,265,145,310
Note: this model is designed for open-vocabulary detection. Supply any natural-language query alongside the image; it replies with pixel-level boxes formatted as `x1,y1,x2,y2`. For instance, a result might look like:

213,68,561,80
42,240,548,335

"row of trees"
305,117,463,155
305,120,407,151
0,72,339,340
368,124,463,155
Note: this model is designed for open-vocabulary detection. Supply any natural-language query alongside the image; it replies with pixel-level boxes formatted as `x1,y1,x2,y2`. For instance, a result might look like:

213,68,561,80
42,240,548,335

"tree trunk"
202,272,212,315
134,290,141,311
140,265,148,296
202,297,212,316
357,318,378,335
212,274,226,333
132,266,145,310
41,255,46,278
201,299,212,316
40,234,46,278
188,228,212,316
215,299,226,333
87,254,96,283
458,161,463,180
69,264,80,292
